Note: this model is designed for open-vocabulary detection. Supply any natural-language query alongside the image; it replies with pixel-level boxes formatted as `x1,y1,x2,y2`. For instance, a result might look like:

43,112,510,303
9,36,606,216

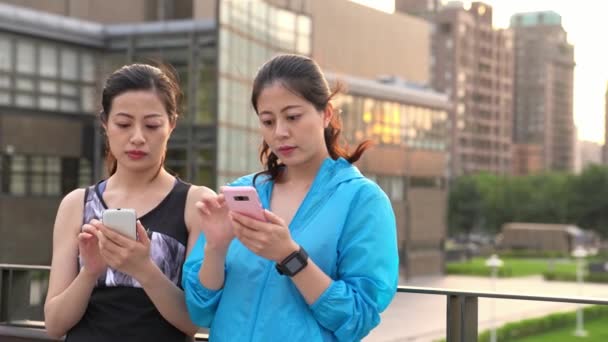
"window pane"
30,156,45,195
297,15,311,35
47,173,61,195
60,98,78,112
81,53,95,82
0,91,9,105
47,157,61,195
81,86,96,112
61,83,78,96
31,156,44,172
0,35,11,71
10,155,26,195
39,45,58,77
16,41,35,74
31,173,45,195
297,35,310,55
60,49,78,80
0,75,10,88
15,94,35,107
40,80,58,94
79,158,92,187
39,96,58,110
16,78,34,91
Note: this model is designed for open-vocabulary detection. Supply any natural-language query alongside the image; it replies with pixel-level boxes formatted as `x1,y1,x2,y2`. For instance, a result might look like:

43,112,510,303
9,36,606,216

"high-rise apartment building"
394,0,440,20
406,2,514,177
511,11,575,173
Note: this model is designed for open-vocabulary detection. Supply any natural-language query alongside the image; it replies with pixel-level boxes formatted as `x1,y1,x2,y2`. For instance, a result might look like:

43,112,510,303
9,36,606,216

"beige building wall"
309,0,430,84
0,0,149,23
193,0,216,20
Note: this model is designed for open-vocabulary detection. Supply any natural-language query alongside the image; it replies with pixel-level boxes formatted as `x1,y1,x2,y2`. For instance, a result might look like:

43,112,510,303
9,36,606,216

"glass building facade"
331,81,450,202
0,30,99,197
216,0,311,186
103,20,218,187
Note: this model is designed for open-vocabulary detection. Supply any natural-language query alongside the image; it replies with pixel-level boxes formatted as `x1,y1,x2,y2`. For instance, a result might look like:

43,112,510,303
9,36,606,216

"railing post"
446,294,478,342
0,269,9,323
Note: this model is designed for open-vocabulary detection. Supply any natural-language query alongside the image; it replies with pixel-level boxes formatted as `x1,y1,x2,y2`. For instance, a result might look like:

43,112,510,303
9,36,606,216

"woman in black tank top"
44,64,215,342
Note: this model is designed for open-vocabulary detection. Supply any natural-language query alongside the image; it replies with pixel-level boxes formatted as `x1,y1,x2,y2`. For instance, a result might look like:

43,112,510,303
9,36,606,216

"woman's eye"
146,125,160,130
287,114,301,121
262,120,273,126
117,123,130,128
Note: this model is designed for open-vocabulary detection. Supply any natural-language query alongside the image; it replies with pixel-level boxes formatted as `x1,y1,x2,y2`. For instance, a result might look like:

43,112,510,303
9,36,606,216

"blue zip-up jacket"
183,157,399,341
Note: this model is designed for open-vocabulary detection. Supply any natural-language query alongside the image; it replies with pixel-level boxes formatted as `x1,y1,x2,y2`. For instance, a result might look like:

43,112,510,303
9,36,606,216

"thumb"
263,209,284,226
136,220,151,246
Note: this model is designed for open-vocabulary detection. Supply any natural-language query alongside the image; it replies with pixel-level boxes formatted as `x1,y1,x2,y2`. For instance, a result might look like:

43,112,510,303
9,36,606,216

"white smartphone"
102,208,137,240
223,186,267,222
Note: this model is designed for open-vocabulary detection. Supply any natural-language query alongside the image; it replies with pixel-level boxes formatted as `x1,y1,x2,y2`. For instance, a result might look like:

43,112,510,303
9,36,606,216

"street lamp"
485,254,503,342
572,245,588,337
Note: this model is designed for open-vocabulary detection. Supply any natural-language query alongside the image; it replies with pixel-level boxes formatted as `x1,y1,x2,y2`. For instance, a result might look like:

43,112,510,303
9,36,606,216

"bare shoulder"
186,185,217,203
58,188,86,215
184,185,216,230
55,188,86,233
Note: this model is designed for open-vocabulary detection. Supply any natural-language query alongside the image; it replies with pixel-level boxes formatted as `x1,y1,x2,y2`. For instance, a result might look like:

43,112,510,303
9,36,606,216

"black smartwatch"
276,245,308,277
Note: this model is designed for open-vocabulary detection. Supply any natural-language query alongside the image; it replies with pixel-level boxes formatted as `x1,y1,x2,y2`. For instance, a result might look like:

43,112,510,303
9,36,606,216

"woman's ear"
323,104,334,128
169,115,177,132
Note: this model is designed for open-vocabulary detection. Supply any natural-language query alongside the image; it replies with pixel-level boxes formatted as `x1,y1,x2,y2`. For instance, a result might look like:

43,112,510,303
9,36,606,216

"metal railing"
399,286,608,342
3,264,608,342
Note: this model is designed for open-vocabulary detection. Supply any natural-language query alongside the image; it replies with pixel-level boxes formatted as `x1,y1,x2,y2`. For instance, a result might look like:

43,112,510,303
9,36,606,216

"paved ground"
365,274,608,342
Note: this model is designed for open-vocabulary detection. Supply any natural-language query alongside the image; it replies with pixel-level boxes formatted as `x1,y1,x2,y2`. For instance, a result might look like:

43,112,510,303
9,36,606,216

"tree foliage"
448,165,608,236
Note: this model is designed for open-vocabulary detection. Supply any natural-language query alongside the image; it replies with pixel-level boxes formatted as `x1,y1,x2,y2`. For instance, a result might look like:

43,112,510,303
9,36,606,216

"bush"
479,306,608,341
435,306,608,342
544,270,608,283
498,250,568,259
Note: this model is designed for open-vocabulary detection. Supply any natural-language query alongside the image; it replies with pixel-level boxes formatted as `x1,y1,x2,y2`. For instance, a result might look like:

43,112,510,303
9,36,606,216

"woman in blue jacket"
183,54,399,341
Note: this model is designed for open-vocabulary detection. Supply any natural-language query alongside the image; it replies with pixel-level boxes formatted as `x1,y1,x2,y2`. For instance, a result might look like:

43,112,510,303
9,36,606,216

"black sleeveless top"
66,179,193,342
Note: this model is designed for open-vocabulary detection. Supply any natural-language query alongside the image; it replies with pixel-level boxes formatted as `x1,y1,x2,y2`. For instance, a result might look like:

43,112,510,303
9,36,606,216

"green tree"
569,165,608,236
448,176,483,236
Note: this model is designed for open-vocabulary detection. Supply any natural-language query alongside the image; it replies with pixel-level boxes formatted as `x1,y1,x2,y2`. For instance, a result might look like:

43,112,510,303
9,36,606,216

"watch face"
285,257,303,274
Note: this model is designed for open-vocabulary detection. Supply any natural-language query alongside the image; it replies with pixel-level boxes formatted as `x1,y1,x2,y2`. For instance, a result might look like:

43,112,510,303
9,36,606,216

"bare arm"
193,186,233,290
44,189,96,338
133,185,212,335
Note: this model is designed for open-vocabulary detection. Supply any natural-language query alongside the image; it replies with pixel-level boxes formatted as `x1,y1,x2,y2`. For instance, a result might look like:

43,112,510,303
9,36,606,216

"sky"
350,0,608,144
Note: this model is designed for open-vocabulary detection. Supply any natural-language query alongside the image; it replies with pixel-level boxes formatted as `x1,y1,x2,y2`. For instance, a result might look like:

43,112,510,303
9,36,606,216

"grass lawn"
446,257,577,277
515,318,608,342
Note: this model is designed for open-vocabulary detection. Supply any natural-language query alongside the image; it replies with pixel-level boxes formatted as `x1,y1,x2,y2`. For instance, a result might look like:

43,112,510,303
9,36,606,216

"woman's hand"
195,189,235,251
78,224,107,278
89,219,154,282
231,210,299,262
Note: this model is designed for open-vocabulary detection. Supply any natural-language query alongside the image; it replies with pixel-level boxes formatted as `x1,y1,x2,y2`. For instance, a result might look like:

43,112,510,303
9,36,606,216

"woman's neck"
108,165,172,192
281,151,329,185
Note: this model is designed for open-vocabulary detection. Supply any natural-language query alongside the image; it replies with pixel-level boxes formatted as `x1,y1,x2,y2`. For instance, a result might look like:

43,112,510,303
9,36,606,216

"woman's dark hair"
100,63,182,176
251,54,372,182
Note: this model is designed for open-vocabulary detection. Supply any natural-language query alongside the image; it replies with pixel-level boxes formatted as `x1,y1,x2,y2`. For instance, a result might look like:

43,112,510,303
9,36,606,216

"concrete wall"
1,114,83,157
0,197,60,264
0,112,89,265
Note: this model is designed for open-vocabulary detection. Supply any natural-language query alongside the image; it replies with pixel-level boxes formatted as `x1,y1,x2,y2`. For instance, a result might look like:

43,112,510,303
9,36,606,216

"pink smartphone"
223,186,267,222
